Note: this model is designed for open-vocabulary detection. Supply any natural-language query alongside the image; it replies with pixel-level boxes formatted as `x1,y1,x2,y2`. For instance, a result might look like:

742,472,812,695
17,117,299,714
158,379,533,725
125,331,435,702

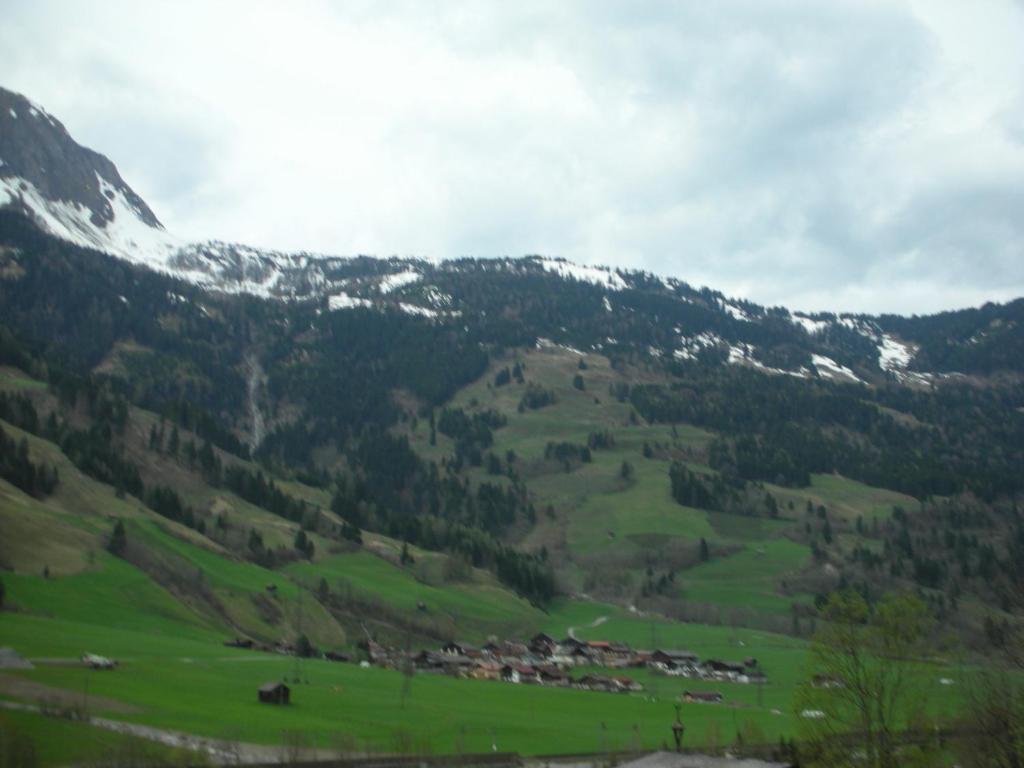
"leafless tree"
796,590,932,768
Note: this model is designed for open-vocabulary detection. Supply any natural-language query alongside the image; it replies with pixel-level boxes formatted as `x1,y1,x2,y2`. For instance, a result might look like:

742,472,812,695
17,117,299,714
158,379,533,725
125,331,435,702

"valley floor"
0,587,966,766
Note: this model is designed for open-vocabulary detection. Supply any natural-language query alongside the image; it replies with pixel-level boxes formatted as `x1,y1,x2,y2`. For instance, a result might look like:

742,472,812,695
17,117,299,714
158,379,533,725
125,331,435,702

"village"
231,632,769,704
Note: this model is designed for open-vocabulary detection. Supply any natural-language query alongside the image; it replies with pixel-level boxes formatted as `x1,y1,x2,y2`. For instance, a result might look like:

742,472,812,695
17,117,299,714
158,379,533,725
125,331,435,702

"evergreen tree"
294,529,313,558
341,520,363,545
400,541,414,566
294,634,314,658
108,519,127,558
699,537,710,562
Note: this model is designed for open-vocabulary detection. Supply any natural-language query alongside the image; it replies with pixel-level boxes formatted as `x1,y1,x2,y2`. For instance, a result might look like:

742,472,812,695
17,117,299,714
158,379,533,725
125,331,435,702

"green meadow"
286,550,544,642
0,582,965,763
676,539,811,616
0,351,973,763
0,709,199,767
2,600,797,757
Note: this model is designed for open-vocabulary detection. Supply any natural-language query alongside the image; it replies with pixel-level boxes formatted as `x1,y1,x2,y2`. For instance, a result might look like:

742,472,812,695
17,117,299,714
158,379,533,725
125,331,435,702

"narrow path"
0,701,334,764
567,614,607,640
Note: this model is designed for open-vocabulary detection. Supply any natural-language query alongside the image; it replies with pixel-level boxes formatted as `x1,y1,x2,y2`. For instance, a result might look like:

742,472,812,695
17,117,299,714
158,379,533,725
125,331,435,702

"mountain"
2,85,1023,651
4,87,1022,387
0,87,175,255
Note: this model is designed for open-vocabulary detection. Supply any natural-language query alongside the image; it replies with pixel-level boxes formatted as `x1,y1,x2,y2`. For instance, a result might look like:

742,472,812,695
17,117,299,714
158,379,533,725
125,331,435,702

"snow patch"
877,334,914,371
422,286,453,308
397,302,439,318
379,270,420,294
536,337,585,356
718,299,753,322
0,174,182,270
328,293,372,310
812,354,865,384
727,342,809,379
727,343,754,365
676,331,724,359
8,109,16,119
792,313,831,335
535,257,628,291
21,98,58,126
603,296,613,313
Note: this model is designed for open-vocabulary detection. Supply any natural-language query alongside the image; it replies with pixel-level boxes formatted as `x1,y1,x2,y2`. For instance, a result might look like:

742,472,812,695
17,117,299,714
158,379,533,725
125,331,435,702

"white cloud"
1,0,1022,314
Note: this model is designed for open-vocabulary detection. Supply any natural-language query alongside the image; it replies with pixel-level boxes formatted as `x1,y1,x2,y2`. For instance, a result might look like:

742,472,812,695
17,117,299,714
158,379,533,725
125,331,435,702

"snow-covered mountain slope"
0,87,181,264
5,85,1020,384
0,89,650,304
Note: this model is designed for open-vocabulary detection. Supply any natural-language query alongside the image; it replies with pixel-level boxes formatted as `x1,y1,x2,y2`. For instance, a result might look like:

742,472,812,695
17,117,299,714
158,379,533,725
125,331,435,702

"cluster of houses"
228,631,767,704
362,633,767,695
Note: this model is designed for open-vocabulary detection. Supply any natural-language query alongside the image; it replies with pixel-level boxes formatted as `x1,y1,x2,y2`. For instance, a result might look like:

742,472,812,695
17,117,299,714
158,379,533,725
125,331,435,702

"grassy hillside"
0,364,543,648
287,549,545,643
0,586,966,762
406,347,842,627
0,352,983,762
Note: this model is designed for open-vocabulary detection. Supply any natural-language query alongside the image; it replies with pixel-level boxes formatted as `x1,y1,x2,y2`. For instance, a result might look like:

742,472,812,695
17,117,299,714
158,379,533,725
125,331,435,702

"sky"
1,1,1023,315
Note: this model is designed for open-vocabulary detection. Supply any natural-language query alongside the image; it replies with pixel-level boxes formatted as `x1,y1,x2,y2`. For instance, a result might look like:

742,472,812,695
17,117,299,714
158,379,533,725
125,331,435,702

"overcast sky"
2,1,1023,315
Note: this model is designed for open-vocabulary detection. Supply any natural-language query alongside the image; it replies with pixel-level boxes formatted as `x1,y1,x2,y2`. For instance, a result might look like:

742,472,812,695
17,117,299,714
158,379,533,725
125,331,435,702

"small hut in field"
258,681,290,705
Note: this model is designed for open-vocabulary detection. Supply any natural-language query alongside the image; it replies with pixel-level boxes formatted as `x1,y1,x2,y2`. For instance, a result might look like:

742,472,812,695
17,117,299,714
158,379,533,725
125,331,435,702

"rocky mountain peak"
0,86,162,230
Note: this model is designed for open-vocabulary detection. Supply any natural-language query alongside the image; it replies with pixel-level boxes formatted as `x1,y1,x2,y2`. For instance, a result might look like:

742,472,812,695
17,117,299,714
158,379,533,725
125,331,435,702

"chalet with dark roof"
703,659,746,680
501,664,539,684
650,649,700,675
442,641,477,656
258,682,290,705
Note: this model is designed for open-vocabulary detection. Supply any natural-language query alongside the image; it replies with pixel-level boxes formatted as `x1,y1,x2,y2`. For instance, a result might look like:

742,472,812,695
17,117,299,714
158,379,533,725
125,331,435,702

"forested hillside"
2,208,1022,654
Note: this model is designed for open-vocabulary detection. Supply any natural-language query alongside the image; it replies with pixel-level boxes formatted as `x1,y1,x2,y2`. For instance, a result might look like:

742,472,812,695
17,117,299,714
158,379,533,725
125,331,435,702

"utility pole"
671,704,685,753
649,616,659,701
293,586,305,684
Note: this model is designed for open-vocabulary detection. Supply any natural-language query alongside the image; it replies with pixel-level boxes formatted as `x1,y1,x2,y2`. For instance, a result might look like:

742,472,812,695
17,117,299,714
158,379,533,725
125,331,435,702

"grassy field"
769,473,918,523
563,453,716,557
0,709,200,768
0,366,47,392
0,535,965,760
0,353,975,761
676,540,811,616
1,607,802,757
0,491,965,763
287,550,544,642
2,555,219,641
406,347,880,623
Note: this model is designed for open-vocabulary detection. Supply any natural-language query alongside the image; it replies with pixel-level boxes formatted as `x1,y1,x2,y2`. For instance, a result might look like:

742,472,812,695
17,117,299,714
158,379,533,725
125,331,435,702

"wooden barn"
258,681,290,705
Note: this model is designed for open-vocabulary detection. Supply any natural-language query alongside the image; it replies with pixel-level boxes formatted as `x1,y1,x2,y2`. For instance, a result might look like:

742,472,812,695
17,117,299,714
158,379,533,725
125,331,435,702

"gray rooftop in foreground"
619,753,790,768
0,648,33,670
